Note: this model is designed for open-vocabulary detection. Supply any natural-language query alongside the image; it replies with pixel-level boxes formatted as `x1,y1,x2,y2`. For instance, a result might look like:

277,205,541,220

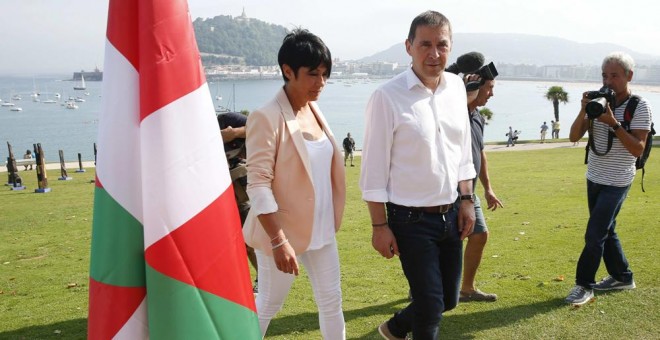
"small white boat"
1,101,15,107
73,74,86,90
65,101,78,109
12,94,22,101
74,97,85,102
10,107,22,112
43,99,57,104
54,93,61,98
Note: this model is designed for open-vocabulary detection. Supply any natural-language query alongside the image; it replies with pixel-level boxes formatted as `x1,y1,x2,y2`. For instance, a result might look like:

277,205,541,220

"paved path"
1,161,96,174
484,141,584,152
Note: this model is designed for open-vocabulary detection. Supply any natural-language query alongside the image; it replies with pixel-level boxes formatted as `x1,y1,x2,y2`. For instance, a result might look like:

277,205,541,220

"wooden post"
58,150,72,180
76,152,86,172
93,142,97,166
34,143,51,193
6,142,25,190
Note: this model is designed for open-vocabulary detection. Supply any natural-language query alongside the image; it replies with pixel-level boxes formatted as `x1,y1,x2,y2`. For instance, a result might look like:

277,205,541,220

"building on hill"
235,7,250,24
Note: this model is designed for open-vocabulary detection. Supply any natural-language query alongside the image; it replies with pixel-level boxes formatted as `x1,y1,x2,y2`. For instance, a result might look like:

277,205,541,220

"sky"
1,0,659,76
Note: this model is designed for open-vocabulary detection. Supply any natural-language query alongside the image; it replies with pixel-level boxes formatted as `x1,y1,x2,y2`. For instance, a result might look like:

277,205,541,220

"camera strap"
586,120,614,158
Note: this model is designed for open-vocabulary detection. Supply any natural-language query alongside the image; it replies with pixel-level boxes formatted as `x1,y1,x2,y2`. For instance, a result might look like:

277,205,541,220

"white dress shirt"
360,68,475,207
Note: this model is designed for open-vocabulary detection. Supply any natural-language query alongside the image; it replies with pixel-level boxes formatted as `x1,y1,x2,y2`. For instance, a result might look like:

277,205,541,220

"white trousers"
255,241,345,339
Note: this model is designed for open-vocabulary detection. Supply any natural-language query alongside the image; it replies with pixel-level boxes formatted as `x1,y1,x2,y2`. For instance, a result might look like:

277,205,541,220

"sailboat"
73,74,86,90
216,83,235,113
2,91,15,107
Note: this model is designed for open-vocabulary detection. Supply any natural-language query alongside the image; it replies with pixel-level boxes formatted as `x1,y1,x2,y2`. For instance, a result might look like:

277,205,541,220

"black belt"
388,202,453,214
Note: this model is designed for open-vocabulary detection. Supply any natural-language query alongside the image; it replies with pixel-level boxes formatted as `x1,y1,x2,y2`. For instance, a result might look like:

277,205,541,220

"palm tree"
479,107,493,125
545,86,569,122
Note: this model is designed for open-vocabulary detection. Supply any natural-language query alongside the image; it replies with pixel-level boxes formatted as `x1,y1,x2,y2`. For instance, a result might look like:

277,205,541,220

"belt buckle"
438,204,450,214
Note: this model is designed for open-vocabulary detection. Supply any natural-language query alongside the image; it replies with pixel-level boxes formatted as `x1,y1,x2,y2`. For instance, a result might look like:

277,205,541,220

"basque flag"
88,0,260,338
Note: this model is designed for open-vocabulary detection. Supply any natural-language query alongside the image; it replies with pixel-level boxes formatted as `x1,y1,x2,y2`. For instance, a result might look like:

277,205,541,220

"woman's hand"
273,242,299,276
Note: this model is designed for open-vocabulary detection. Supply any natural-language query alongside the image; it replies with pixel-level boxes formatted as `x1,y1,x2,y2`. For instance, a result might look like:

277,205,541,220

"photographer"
566,52,652,306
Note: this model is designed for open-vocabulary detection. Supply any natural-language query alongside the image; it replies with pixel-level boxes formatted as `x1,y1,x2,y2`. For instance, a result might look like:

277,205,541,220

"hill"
191,15,660,69
360,33,660,66
193,15,288,66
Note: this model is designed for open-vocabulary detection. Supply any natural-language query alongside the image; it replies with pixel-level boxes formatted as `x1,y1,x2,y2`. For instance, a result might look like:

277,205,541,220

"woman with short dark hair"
243,29,346,339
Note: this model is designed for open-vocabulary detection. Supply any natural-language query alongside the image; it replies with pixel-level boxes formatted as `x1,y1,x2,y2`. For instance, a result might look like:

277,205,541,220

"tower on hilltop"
236,7,249,23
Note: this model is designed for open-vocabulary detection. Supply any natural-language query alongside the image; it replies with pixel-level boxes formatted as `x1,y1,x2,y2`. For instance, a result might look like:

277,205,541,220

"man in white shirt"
360,10,476,340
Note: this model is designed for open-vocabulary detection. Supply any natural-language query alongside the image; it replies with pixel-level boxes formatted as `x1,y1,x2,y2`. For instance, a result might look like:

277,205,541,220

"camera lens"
586,97,607,119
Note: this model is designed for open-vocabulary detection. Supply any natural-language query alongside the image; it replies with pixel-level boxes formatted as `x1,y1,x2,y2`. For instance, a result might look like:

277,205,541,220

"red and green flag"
88,0,260,338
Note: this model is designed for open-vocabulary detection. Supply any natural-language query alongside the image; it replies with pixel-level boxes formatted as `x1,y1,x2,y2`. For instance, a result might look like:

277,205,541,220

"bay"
1,75,658,162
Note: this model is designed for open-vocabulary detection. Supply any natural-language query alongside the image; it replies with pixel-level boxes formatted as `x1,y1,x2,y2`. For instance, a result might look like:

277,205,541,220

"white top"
303,134,336,250
587,96,653,186
360,68,475,206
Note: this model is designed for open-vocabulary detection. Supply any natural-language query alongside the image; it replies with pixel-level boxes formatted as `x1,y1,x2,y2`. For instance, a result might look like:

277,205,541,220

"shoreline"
4,138,658,174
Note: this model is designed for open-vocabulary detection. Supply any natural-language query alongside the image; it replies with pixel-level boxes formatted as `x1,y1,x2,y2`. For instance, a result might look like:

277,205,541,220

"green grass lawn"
1,148,659,339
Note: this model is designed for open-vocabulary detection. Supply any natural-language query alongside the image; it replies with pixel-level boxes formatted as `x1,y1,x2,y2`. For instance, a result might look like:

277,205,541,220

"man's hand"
372,225,399,259
484,189,504,211
221,126,237,143
458,201,476,240
597,104,617,127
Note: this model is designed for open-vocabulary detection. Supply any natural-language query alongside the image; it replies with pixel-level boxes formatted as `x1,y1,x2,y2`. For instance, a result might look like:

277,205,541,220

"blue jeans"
575,180,633,288
385,202,462,340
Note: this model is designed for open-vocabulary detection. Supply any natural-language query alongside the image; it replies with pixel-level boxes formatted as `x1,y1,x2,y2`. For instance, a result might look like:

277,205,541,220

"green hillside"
193,15,288,66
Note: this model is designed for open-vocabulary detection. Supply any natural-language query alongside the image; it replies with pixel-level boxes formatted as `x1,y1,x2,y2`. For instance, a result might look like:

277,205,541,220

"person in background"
459,72,504,303
23,149,33,170
540,121,549,143
552,120,561,139
506,126,514,147
513,130,521,144
217,111,258,293
343,132,356,167
243,29,347,339
565,51,651,306
360,10,475,339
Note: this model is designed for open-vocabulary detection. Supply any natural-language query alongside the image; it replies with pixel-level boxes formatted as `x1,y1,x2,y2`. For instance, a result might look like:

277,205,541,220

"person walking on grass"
460,69,504,303
243,29,347,338
565,51,652,306
360,11,475,339
343,132,356,166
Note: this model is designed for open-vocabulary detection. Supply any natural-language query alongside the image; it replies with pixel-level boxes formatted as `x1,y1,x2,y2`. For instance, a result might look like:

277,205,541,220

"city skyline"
1,0,659,75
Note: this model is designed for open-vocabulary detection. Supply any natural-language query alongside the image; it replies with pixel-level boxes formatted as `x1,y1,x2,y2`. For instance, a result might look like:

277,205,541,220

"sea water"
1,75,658,162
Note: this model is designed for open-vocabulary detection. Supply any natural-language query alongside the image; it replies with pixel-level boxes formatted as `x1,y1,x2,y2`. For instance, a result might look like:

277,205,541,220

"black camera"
585,86,616,119
465,62,498,91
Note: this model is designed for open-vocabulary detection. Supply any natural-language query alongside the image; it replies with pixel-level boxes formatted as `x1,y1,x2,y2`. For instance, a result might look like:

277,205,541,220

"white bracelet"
271,239,289,250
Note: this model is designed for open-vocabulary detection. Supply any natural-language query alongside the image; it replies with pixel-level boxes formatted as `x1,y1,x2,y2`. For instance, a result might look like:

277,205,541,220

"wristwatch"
611,122,622,131
459,194,475,203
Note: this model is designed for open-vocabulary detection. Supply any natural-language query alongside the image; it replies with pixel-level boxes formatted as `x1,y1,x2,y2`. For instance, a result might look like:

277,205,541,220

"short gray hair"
602,52,635,76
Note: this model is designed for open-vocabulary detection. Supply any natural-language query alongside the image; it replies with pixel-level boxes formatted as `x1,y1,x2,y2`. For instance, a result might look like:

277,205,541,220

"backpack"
585,94,656,192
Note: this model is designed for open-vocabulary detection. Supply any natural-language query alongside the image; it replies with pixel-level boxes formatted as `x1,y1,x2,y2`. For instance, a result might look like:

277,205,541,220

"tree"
479,107,493,125
545,86,569,122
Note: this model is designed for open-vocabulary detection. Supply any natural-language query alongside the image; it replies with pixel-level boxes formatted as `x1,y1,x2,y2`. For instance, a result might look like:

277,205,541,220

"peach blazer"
243,87,346,256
